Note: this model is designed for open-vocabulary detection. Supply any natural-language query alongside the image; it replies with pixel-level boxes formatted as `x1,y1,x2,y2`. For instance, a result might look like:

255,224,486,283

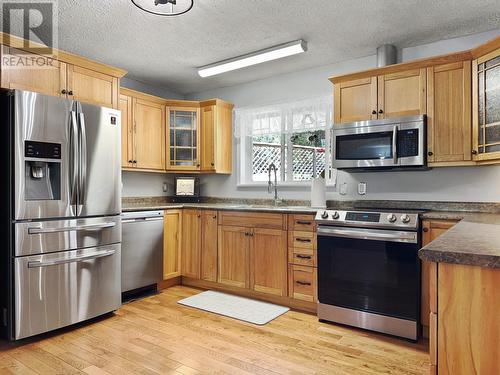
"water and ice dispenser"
24,141,61,201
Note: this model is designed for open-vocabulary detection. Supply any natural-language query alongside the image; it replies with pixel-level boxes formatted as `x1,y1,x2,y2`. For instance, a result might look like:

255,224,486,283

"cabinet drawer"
289,248,316,266
218,211,286,230
288,231,315,249
288,214,316,232
288,265,317,302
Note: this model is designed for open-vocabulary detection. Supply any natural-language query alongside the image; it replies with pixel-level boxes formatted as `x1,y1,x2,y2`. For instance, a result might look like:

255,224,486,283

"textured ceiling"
53,0,500,95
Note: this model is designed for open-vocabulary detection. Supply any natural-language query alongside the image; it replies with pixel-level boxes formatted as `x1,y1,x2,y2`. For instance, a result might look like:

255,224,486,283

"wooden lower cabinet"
201,210,218,282
181,209,201,279
421,220,457,329
250,228,287,296
430,262,500,375
217,225,249,288
288,265,317,302
163,210,182,280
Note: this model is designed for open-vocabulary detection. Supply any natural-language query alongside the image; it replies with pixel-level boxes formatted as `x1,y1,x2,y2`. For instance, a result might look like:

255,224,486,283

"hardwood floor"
0,286,429,375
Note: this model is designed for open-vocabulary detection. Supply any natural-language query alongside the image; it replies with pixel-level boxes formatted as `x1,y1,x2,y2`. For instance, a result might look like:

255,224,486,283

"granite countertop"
419,213,500,269
123,197,500,269
122,202,319,214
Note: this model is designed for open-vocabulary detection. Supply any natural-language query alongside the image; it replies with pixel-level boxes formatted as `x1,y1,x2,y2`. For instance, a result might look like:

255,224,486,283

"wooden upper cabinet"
119,94,134,168
250,228,288,297
166,106,201,171
201,210,218,282
334,77,378,124
200,100,234,174
163,209,182,280
0,46,66,97
426,61,472,165
377,69,426,119
473,47,500,162
134,98,166,170
333,69,426,124
201,105,216,171
218,225,249,289
67,64,119,108
181,209,202,279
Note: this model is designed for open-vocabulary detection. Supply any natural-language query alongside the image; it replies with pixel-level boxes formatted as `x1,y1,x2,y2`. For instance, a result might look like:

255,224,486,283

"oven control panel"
315,209,419,230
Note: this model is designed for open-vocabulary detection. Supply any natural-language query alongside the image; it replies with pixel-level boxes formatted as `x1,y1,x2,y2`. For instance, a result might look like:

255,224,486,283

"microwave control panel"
397,129,419,157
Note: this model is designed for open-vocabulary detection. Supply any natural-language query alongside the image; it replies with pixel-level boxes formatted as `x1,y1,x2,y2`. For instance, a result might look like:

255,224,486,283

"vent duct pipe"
376,44,398,67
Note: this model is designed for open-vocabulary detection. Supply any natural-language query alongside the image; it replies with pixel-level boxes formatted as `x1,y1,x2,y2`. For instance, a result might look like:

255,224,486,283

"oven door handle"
317,226,417,243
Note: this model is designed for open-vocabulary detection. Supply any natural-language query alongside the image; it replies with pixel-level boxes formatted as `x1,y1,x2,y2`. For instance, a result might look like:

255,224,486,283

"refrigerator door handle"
69,111,79,212
78,111,88,213
27,221,117,234
27,248,116,268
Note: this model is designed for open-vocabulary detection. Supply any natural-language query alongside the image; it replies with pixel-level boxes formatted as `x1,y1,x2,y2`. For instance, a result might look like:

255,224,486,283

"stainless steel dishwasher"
121,210,164,294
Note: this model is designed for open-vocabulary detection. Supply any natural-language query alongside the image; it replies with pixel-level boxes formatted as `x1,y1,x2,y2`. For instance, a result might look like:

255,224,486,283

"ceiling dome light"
131,0,193,16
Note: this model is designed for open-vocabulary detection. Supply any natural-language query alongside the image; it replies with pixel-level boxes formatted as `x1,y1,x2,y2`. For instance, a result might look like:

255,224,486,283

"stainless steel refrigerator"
0,89,122,340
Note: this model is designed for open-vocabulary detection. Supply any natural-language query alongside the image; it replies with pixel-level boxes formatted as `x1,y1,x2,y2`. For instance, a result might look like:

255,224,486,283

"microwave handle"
393,125,398,164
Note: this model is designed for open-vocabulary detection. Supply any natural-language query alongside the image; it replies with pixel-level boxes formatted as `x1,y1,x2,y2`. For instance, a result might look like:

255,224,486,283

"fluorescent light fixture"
198,40,307,78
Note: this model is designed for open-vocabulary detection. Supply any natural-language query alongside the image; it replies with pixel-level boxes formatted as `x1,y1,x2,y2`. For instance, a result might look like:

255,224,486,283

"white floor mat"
177,290,290,325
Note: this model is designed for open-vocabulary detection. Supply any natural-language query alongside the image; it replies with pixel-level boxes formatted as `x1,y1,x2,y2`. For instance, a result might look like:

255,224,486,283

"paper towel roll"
310,177,326,208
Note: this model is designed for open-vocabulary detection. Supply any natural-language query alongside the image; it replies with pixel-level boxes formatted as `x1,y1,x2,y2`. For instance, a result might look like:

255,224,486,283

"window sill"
237,182,336,189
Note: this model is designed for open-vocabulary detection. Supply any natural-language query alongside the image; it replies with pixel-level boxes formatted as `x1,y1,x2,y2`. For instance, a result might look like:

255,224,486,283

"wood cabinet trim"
0,32,127,77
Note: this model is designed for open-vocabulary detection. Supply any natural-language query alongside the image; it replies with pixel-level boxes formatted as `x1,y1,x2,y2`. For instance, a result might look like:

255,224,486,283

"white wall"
183,29,500,202
122,171,173,197
121,77,184,99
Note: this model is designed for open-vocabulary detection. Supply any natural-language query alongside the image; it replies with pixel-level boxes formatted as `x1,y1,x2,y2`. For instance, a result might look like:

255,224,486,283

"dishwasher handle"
122,217,164,223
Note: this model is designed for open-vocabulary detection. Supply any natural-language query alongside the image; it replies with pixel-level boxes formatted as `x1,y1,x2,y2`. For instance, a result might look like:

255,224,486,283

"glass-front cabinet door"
166,107,201,170
473,48,500,162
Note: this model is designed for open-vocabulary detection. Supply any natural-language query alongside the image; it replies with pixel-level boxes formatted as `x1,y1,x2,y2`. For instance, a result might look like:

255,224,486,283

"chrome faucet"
267,163,282,205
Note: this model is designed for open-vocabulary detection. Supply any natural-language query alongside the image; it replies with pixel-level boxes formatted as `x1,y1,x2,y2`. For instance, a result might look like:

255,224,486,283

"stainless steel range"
315,209,421,340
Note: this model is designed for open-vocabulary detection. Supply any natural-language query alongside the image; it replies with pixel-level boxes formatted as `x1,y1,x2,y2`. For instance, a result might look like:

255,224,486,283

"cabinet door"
163,210,182,280
334,77,378,124
217,225,249,288
134,98,166,170
421,220,457,327
167,107,201,171
427,61,472,165
201,210,218,282
250,228,287,296
377,69,426,118
181,209,201,279
67,64,118,108
201,105,216,171
119,94,134,168
473,48,500,161
0,46,66,97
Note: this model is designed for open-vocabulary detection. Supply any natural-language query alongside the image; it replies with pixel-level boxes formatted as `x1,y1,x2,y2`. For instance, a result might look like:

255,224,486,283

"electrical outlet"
358,182,366,195
162,182,168,193
339,182,347,195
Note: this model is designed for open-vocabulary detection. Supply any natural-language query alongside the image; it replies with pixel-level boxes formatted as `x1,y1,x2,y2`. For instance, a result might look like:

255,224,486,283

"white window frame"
237,128,335,188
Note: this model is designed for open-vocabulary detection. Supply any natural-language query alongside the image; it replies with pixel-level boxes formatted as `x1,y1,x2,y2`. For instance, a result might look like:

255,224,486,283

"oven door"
317,226,420,321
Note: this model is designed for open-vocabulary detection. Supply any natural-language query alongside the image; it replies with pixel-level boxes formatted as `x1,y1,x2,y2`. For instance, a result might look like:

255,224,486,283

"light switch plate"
358,182,366,195
163,182,168,193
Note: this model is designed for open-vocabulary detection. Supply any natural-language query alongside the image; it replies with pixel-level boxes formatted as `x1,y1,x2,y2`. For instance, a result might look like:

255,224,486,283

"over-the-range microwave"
332,115,427,171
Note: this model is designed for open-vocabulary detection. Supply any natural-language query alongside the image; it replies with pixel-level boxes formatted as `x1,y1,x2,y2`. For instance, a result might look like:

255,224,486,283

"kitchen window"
235,96,333,186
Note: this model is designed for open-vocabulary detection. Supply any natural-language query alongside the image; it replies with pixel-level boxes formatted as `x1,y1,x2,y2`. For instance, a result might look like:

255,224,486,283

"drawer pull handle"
296,280,311,286
296,221,312,225
296,238,311,242
296,255,312,259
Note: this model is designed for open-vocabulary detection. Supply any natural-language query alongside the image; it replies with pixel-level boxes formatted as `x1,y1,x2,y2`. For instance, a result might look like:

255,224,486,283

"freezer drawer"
15,216,121,257
14,244,121,340
121,211,163,293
